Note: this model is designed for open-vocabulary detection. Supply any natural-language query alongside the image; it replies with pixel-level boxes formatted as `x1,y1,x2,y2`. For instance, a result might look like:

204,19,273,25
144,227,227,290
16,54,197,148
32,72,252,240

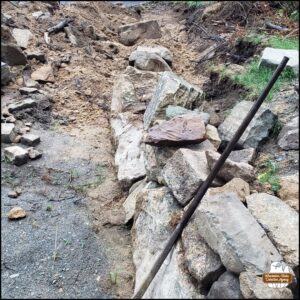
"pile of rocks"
110,30,299,298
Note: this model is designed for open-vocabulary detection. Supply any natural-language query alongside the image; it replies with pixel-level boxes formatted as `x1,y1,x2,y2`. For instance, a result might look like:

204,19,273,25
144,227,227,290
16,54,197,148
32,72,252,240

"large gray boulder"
112,114,146,189
182,217,224,288
144,72,204,129
111,66,160,114
1,62,12,86
246,193,299,269
4,146,29,166
260,47,299,75
277,116,299,150
239,271,293,299
118,20,162,46
132,186,203,298
129,46,173,65
207,271,242,299
194,192,283,274
218,100,277,149
1,43,27,66
206,150,255,182
162,148,213,206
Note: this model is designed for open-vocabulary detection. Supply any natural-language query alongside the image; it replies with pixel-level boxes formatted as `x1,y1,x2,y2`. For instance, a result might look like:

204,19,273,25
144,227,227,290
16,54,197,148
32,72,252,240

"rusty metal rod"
132,56,289,299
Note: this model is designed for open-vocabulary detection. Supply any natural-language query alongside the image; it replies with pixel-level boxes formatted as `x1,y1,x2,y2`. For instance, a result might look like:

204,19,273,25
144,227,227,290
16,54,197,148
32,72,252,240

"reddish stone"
144,114,206,146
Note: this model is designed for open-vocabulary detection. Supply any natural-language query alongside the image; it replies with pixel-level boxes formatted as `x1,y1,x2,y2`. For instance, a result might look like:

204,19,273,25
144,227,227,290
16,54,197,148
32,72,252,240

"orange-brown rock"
144,114,206,146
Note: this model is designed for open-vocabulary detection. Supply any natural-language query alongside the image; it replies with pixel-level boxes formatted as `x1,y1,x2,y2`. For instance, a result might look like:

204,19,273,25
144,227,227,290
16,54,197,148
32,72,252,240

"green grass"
257,160,281,194
233,58,296,101
268,36,299,50
185,1,212,7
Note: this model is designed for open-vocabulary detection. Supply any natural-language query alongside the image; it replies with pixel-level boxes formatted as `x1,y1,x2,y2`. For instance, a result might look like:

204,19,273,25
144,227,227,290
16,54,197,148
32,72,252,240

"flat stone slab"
218,100,276,149
144,114,206,146
4,146,29,166
1,123,15,143
162,148,210,205
19,87,39,95
8,98,37,113
246,193,299,268
260,47,299,75
194,192,282,274
12,28,33,49
144,72,204,129
118,20,162,46
20,133,40,146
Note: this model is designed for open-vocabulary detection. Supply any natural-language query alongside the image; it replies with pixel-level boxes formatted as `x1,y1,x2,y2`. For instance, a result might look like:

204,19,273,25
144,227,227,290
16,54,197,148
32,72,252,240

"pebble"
7,207,26,220
8,191,18,198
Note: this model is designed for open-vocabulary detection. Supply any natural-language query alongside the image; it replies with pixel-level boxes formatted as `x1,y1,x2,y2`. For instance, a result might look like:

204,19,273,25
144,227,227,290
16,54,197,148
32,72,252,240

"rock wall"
110,39,298,298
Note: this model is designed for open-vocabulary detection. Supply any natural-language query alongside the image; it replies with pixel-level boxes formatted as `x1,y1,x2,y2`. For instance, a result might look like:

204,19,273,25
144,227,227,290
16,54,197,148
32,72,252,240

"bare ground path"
1,1,206,298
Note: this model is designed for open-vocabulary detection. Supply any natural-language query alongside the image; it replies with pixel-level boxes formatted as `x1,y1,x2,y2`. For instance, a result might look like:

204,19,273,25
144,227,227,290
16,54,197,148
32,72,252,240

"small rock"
144,114,206,146
260,47,298,75
8,191,18,198
246,193,299,268
207,271,242,299
218,100,277,149
21,133,40,146
15,187,22,195
8,98,37,113
1,43,27,66
277,116,299,150
4,146,29,166
31,65,54,83
206,150,256,182
129,51,171,72
205,124,221,150
228,148,256,164
130,46,173,65
7,207,26,220
24,78,40,88
32,11,44,19
195,192,283,274
207,178,250,202
1,62,13,86
185,139,216,152
28,147,42,160
1,123,15,143
5,115,16,123
13,135,22,144
12,28,33,49
279,173,299,212
239,271,293,299
19,87,38,95
25,122,32,127
118,19,162,46
26,52,47,63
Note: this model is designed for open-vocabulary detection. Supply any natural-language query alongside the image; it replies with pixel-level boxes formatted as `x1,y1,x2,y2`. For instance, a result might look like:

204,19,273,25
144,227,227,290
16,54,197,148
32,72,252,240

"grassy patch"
233,58,296,101
268,36,299,50
185,1,212,7
257,160,281,194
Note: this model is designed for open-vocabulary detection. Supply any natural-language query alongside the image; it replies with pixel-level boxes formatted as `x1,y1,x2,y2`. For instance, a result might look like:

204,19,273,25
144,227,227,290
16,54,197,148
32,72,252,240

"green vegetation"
1,171,17,185
110,271,119,285
233,58,296,101
185,1,212,7
257,160,281,194
268,35,299,50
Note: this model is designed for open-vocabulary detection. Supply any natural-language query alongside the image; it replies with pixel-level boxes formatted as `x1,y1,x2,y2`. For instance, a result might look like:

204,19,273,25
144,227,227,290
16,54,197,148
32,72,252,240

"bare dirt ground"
1,1,210,298
1,1,298,298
